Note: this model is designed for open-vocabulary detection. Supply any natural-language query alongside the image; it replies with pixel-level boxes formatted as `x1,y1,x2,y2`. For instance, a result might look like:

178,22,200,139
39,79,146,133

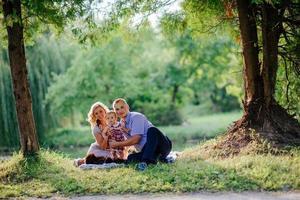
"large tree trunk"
236,0,264,127
216,0,300,156
259,2,300,144
2,0,39,155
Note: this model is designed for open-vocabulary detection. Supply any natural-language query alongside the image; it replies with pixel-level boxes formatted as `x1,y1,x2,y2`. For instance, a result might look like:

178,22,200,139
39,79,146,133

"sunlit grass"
0,145,299,198
160,112,242,150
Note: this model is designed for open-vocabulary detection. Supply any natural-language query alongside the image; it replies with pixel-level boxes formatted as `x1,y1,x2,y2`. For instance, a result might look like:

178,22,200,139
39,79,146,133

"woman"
74,101,113,166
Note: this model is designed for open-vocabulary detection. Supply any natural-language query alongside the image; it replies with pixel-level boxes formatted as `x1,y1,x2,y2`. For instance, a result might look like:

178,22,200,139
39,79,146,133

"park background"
0,0,299,198
1,0,298,157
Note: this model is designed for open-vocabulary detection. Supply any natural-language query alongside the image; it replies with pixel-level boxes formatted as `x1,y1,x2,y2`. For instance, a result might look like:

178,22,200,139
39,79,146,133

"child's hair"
112,98,128,109
106,110,117,118
87,102,109,127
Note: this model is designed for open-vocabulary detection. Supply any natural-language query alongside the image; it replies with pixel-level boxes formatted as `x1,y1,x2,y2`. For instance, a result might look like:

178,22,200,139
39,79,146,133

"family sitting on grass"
74,98,173,171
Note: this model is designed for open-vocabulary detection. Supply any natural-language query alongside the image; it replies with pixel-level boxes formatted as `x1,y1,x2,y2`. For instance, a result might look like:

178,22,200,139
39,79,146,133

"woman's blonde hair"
87,102,109,127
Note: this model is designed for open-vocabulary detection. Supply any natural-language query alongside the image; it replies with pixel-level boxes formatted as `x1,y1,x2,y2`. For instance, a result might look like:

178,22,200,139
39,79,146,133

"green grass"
160,112,242,150
2,111,298,198
0,145,299,198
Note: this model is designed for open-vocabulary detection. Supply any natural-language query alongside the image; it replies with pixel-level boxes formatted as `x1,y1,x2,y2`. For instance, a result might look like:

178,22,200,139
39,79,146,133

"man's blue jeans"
127,127,172,164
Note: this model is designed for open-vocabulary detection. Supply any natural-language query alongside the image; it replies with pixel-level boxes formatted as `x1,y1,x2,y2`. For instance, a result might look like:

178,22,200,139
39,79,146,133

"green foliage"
160,11,187,40
45,23,244,127
186,36,242,111
45,26,183,126
0,34,77,148
1,146,299,198
133,100,183,126
0,0,92,46
181,0,229,36
0,49,19,148
161,28,242,110
159,7,242,110
276,62,300,120
44,127,92,149
27,34,79,140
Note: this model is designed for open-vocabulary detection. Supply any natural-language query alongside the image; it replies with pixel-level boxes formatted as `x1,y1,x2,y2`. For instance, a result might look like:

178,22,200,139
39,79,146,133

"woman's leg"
87,142,112,158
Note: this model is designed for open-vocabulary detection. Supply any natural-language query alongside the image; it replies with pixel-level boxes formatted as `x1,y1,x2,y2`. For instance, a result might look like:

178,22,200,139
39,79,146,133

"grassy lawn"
1,111,299,198
0,146,299,198
4,111,298,198
160,112,242,150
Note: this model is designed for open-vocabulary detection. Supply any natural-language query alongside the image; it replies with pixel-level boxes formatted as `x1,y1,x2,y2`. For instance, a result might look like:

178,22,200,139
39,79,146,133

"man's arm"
110,134,141,148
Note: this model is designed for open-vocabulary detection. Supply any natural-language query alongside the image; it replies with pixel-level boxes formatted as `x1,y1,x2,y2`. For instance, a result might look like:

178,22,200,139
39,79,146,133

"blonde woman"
74,101,113,166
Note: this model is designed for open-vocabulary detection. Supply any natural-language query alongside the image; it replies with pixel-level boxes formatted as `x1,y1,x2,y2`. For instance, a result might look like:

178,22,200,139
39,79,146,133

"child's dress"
108,122,127,159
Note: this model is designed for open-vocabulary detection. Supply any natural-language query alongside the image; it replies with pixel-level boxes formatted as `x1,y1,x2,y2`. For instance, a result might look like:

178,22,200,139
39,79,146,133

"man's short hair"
112,98,128,108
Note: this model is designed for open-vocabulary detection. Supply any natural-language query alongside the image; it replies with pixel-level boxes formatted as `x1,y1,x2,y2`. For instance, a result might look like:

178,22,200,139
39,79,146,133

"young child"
105,110,129,160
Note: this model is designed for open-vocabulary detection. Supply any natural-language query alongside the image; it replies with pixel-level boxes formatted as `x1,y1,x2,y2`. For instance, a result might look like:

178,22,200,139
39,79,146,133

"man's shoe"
166,156,175,163
159,156,175,164
135,162,147,171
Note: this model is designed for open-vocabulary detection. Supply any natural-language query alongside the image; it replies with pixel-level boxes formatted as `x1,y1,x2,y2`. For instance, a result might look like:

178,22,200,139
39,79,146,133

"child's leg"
112,150,118,160
119,150,125,160
123,147,129,159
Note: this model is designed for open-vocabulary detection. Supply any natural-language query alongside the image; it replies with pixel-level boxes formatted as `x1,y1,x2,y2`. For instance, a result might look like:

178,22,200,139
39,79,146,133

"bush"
129,98,183,126
146,104,183,126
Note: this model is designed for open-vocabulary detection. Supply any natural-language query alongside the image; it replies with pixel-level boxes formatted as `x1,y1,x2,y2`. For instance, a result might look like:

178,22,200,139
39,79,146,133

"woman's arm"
94,133,108,149
92,125,109,149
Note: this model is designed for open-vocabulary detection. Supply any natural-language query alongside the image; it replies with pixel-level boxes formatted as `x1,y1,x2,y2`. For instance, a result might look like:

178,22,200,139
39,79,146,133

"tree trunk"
259,2,300,144
2,0,39,155
216,0,300,156
171,84,179,104
236,0,264,127
261,3,281,107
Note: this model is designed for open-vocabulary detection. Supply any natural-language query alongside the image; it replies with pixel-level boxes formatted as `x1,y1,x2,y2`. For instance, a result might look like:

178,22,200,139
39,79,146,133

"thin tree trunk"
261,3,281,107
2,0,39,155
171,84,179,104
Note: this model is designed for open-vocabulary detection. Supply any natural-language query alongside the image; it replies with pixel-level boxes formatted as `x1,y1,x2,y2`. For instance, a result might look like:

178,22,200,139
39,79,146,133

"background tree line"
0,24,243,149
0,0,299,152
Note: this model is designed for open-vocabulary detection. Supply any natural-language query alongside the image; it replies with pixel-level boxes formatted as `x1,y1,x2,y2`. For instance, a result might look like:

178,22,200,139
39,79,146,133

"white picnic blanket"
78,151,180,170
79,162,125,170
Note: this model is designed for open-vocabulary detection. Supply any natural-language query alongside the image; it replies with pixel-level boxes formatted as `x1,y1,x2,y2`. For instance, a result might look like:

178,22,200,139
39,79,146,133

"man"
110,98,172,171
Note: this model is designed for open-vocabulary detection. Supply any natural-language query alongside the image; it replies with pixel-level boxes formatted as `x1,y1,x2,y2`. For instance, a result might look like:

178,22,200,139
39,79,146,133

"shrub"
129,97,183,126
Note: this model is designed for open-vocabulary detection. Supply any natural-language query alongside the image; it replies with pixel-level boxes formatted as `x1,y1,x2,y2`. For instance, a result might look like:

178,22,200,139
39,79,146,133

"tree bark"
2,0,39,155
226,0,300,147
237,0,263,101
236,0,264,127
261,3,281,107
